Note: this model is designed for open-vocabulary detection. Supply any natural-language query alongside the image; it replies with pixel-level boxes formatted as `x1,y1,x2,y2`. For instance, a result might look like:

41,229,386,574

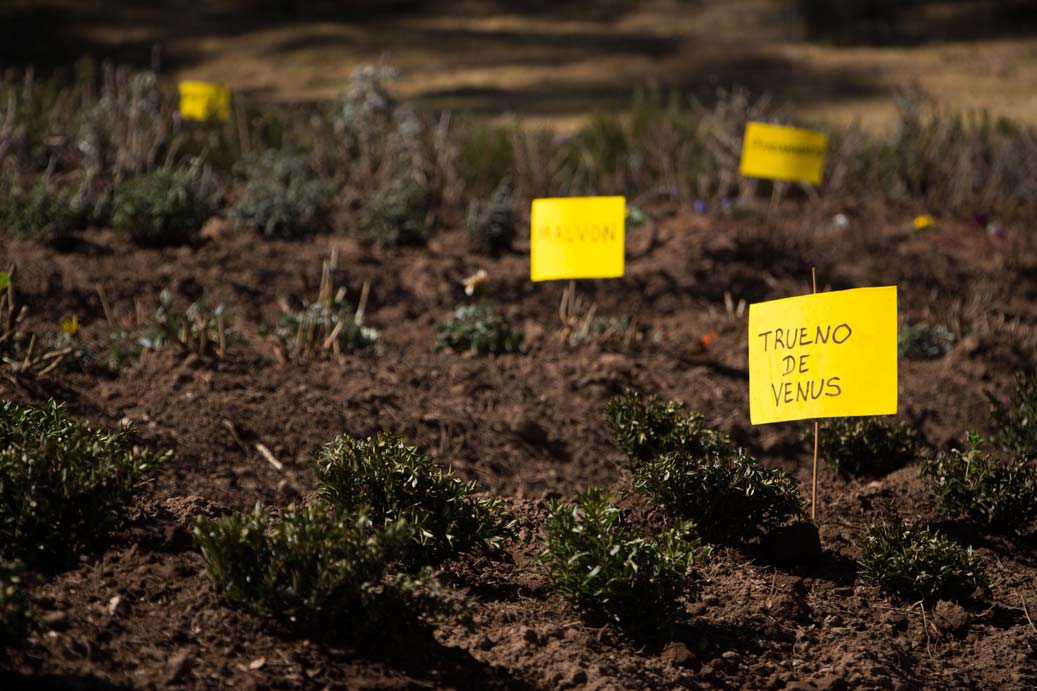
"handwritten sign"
178,81,231,122
530,196,625,282
739,122,827,186
748,286,897,424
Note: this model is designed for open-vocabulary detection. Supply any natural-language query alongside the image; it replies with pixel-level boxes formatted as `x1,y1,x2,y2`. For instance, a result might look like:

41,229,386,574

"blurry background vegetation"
3,0,1037,132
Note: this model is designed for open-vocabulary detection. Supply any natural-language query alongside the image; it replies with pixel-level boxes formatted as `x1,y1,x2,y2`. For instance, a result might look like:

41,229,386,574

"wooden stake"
811,266,819,521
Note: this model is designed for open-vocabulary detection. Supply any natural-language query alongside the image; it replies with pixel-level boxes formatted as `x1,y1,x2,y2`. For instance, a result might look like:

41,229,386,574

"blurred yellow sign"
178,81,231,122
530,196,625,282
748,286,897,424
739,122,827,186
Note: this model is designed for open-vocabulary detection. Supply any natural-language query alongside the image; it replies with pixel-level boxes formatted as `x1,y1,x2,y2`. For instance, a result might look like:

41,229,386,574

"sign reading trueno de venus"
178,81,232,122
748,286,898,425
530,196,625,282
739,122,828,186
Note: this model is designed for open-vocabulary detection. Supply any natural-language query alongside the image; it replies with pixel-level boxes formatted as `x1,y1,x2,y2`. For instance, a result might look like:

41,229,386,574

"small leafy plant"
106,289,237,365
0,181,79,246
606,391,802,542
540,486,706,633
466,180,517,256
606,390,732,468
858,508,988,603
315,432,515,565
987,368,1037,457
194,502,419,628
111,166,214,246
358,175,434,247
0,400,166,569
816,416,918,476
898,321,955,360
0,559,33,653
921,433,1037,532
1,270,81,380
274,261,375,359
231,150,333,240
434,303,523,355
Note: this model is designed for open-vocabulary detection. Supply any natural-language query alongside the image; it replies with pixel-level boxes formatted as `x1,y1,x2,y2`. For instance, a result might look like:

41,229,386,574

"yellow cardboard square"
178,81,231,122
739,122,828,186
748,286,897,424
530,196,625,282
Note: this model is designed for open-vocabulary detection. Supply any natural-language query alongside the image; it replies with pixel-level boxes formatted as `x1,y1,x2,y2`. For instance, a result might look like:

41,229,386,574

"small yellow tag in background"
530,196,625,282
748,286,897,425
739,122,828,186
178,81,231,122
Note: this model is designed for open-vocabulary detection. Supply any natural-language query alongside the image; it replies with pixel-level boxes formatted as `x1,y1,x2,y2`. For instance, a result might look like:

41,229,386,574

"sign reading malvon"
748,286,897,425
739,122,828,186
530,196,625,282
178,81,232,122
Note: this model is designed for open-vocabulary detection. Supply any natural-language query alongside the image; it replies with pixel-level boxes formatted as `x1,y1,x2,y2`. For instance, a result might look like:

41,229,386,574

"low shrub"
858,508,988,603
357,175,434,247
315,432,515,564
0,559,33,653
816,416,918,476
898,321,955,360
540,486,706,633
605,390,733,470
230,150,333,240
194,502,419,628
606,391,801,542
987,368,1037,457
0,181,79,246
0,399,166,569
466,180,518,256
434,303,524,355
921,432,1037,532
111,166,214,246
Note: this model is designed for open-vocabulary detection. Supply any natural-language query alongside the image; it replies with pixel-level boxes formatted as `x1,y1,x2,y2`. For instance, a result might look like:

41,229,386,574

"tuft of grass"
0,181,79,246
540,486,707,633
987,368,1037,457
230,150,333,240
194,502,427,628
314,432,515,565
466,180,517,256
0,559,33,654
357,175,435,248
816,417,918,477
921,432,1037,532
0,400,166,569
434,303,524,355
898,321,955,360
111,166,215,246
606,391,802,542
858,508,988,603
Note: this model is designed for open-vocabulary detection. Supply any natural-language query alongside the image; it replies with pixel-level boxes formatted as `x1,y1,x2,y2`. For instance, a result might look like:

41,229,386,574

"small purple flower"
721,198,734,210
693,199,707,214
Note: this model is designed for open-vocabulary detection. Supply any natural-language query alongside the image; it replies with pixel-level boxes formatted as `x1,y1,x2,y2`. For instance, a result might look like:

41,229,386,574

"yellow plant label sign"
530,196,625,282
739,122,827,186
748,286,897,424
178,81,231,122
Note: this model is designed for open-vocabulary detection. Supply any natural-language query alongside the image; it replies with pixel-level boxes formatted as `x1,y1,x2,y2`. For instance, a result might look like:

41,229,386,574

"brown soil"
1,201,1036,690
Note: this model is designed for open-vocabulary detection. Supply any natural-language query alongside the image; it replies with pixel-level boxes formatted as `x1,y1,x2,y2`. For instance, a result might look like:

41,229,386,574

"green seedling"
434,303,523,355
540,486,707,633
315,432,515,565
859,507,988,604
815,416,918,476
194,502,434,629
921,432,1037,532
0,399,167,569
987,368,1037,457
606,390,803,542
